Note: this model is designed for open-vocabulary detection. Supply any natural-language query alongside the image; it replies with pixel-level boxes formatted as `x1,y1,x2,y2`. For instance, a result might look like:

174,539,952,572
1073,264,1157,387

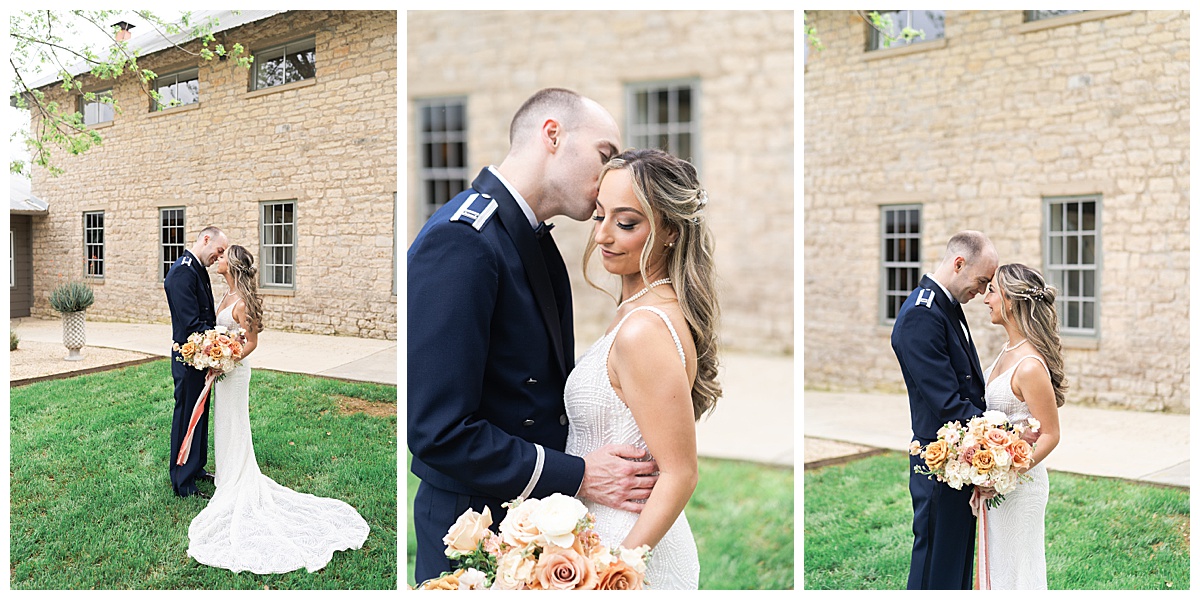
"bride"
980,263,1065,589
187,244,370,573
564,148,721,590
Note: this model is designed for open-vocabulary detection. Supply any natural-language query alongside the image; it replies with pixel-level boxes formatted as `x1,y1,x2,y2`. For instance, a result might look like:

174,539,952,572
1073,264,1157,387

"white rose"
493,550,536,589
993,469,1019,495
943,460,966,490
214,325,228,335
970,470,991,487
530,493,589,548
993,448,1012,469
1027,417,1041,432
983,410,1009,427
458,568,489,590
618,545,651,575
499,497,542,547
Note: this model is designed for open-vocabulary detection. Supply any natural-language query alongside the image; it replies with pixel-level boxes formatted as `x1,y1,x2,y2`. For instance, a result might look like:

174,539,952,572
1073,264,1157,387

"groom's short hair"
197,226,224,242
508,88,584,147
943,230,990,263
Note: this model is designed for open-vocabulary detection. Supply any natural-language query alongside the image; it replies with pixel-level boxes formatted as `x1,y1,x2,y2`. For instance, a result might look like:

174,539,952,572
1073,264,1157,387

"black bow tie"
534,221,554,239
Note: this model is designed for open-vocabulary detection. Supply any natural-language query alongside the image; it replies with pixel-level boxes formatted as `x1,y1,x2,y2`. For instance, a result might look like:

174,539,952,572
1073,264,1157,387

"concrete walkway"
10,317,396,385
805,390,1189,488
9,318,794,467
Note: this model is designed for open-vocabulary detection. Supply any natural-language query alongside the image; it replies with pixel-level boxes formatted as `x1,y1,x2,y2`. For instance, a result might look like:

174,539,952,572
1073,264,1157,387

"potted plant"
49,280,95,360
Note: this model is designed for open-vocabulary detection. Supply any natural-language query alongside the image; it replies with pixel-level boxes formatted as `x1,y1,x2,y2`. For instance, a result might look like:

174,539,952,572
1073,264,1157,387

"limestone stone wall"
30,10,397,340
804,10,1189,411
407,10,794,354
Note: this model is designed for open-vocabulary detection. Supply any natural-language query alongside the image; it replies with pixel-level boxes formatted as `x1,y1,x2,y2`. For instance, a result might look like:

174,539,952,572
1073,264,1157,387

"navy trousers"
169,360,211,497
908,453,977,589
414,482,512,584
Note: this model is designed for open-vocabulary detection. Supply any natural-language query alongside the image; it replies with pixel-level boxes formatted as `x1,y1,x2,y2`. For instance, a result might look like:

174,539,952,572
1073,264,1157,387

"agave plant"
49,280,95,313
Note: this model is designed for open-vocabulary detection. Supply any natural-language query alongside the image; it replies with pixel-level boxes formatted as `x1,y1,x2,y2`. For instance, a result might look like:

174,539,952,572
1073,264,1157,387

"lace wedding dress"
564,306,700,590
982,351,1050,589
187,300,370,573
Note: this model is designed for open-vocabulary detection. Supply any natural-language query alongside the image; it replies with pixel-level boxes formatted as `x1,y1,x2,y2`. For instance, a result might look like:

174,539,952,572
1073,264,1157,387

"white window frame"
1044,195,1100,337
153,68,200,111
252,37,316,91
866,10,946,51
84,211,105,279
81,89,114,125
881,204,922,323
160,207,186,281
260,200,297,289
625,80,700,166
416,97,470,222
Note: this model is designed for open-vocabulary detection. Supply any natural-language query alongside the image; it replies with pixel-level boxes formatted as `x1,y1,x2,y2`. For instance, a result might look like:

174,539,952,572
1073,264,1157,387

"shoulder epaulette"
915,288,935,309
449,192,499,231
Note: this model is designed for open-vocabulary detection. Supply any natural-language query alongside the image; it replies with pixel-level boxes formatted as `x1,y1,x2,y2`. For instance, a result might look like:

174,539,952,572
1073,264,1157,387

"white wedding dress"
187,300,370,573
982,351,1050,589
564,306,700,590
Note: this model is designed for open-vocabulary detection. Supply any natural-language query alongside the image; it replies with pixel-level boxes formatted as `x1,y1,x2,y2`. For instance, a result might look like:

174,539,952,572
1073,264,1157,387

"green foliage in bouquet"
48,280,95,313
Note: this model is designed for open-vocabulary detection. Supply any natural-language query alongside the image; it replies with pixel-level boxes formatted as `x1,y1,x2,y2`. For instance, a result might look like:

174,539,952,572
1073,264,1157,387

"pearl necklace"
618,278,672,309
1003,338,1028,352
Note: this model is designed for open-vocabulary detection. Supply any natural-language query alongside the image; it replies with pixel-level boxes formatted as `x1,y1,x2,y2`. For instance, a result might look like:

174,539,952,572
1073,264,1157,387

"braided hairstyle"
225,245,264,333
996,263,1067,407
583,148,722,420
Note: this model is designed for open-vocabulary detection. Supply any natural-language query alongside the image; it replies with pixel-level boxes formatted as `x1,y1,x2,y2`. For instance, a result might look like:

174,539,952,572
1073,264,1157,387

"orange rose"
972,448,996,474
180,342,197,359
207,344,224,360
530,546,597,590
923,440,949,471
983,427,1012,449
1010,439,1033,471
229,340,243,357
597,560,645,590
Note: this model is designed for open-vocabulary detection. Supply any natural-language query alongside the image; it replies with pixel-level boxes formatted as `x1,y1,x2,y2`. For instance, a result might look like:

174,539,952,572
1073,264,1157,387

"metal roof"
10,176,49,214
27,10,288,89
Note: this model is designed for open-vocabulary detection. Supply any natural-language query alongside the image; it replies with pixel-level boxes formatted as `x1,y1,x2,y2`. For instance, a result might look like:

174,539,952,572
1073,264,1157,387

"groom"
408,88,658,582
891,230,997,589
164,225,228,499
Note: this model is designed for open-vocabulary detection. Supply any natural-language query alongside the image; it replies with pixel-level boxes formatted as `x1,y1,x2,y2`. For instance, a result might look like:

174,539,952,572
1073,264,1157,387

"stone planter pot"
62,310,86,361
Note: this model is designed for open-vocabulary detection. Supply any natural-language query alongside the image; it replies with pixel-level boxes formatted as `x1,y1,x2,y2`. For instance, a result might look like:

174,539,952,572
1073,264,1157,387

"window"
84,211,105,278
867,10,945,51
260,201,296,288
882,205,922,322
81,89,114,125
626,81,698,162
160,207,186,280
1045,196,1099,335
153,68,199,110
252,37,316,90
417,98,469,222
1024,10,1085,22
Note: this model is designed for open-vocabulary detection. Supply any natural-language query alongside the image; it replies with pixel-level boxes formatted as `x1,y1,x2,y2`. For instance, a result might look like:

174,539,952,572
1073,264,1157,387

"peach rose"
597,560,645,590
442,505,493,555
180,342,197,359
493,550,536,589
923,440,949,471
499,498,542,548
1010,439,1033,471
531,546,597,590
207,344,225,360
909,440,922,456
229,340,243,357
983,427,1012,449
972,448,996,474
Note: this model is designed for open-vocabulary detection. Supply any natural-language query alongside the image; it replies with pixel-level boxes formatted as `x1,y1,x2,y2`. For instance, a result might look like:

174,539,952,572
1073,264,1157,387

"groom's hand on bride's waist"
578,444,659,513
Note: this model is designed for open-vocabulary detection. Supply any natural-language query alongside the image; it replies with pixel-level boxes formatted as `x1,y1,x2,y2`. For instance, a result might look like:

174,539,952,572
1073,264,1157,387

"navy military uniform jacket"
164,249,217,496
408,168,584,579
891,274,986,590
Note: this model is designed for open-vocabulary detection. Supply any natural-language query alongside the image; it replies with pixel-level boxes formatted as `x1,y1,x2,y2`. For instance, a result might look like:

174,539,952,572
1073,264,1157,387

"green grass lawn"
10,360,398,590
804,452,1190,590
405,454,795,589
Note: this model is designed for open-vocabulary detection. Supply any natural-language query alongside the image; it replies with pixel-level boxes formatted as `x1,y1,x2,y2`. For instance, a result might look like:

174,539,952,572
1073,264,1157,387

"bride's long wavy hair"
226,245,264,333
582,148,722,420
995,263,1067,407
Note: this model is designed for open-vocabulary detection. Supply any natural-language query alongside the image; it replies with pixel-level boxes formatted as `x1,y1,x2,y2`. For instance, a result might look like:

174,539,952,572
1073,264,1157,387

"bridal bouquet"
911,410,1040,509
172,325,246,375
171,325,247,466
415,493,651,590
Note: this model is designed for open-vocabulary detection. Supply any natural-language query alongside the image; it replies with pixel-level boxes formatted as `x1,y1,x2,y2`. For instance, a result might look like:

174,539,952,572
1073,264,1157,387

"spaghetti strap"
610,306,687,368
1013,353,1050,377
